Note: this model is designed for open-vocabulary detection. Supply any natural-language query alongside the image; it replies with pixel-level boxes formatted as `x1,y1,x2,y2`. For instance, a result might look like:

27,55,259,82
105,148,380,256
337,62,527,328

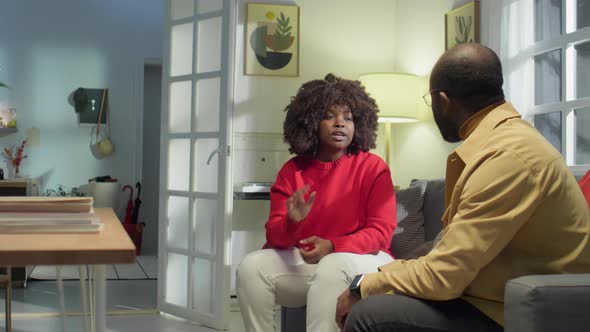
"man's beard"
433,108,461,143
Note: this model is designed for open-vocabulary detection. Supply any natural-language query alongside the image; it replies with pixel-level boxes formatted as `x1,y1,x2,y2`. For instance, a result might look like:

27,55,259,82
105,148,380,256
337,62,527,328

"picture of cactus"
445,1,479,50
246,3,299,77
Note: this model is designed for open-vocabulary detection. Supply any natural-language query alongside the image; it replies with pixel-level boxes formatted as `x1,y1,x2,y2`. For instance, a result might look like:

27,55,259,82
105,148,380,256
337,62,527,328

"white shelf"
0,128,17,137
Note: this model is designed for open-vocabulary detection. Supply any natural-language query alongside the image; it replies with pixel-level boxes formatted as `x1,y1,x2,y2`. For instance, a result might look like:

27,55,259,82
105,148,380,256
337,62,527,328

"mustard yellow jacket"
361,102,590,325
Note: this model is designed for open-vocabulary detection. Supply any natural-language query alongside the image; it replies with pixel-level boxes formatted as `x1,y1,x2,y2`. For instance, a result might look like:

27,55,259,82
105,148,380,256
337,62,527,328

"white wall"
230,0,398,292
389,0,457,187
0,1,164,196
390,0,501,188
232,0,502,188
234,0,398,134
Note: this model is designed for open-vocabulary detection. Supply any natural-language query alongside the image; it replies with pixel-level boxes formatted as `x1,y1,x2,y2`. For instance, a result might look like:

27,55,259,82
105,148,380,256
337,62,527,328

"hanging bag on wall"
90,88,115,159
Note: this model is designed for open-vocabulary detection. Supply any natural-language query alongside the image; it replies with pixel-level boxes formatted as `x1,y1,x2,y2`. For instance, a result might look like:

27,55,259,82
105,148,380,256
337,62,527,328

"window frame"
528,0,590,175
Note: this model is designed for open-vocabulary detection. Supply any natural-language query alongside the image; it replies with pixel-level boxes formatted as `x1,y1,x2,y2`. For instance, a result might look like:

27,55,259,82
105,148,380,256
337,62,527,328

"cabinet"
230,133,290,294
0,179,36,287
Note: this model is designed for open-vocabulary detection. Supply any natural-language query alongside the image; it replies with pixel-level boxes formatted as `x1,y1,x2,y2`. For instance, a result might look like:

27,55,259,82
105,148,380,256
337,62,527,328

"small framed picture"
244,3,299,77
445,1,480,50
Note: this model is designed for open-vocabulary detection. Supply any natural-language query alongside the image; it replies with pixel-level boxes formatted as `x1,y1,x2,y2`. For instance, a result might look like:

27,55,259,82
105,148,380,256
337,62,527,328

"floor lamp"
359,73,419,166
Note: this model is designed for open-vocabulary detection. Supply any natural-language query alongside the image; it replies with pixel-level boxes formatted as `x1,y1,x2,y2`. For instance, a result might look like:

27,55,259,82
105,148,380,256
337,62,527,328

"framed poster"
245,3,299,77
445,1,480,50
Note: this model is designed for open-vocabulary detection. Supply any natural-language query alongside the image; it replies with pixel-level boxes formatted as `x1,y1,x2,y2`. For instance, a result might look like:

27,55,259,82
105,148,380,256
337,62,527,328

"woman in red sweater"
237,74,397,332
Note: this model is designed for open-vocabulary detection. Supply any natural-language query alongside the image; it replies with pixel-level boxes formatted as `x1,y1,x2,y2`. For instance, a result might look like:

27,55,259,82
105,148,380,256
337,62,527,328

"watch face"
350,274,364,289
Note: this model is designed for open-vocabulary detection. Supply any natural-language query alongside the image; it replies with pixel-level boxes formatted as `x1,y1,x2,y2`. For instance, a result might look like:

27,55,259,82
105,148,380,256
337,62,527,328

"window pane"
165,253,188,307
576,41,590,99
192,258,215,314
535,111,562,153
167,196,189,250
170,23,194,77
534,0,562,42
194,198,216,255
575,108,590,164
195,77,220,132
193,138,219,193
534,49,562,105
171,0,194,20
168,139,190,191
197,0,223,14
578,0,590,30
169,81,192,133
196,16,222,73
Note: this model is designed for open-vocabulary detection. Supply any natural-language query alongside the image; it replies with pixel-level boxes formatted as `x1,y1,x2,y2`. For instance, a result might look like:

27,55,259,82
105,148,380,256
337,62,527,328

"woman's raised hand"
286,184,316,222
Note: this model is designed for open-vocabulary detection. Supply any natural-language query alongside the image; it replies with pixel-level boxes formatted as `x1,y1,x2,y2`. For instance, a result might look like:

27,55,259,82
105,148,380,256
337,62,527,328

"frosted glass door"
159,0,235,329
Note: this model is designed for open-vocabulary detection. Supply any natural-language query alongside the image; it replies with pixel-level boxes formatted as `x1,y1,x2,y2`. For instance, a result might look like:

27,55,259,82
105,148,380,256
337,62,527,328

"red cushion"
580,170,590,207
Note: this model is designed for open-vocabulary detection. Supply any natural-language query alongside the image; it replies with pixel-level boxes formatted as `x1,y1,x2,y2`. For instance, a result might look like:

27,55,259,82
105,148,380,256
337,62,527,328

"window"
531,0,590,173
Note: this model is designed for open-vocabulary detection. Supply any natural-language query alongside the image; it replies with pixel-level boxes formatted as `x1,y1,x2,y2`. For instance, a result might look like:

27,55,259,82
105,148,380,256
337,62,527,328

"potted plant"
44,184,86,197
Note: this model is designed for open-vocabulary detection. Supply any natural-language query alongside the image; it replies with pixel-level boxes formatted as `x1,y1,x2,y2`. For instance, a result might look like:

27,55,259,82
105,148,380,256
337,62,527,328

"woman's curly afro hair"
283,73,379,156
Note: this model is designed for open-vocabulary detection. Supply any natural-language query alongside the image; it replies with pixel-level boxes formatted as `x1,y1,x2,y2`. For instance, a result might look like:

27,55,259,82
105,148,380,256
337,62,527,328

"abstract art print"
445,1,479,50
245,3,299,77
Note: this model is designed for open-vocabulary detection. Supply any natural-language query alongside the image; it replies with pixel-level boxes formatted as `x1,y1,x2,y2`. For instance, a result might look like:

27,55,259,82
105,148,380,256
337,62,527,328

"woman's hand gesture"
299,236,334,264
286,184,316,222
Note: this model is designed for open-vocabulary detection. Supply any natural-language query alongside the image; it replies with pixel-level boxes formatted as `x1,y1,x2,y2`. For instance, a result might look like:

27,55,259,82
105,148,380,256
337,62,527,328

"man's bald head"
431,43,504,113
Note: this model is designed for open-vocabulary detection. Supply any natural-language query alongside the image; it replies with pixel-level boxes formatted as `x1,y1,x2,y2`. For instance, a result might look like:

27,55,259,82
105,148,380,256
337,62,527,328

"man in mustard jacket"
336,43,590,331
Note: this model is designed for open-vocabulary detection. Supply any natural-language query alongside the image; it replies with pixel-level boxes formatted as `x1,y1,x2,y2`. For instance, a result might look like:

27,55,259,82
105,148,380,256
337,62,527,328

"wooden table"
0,208,136,332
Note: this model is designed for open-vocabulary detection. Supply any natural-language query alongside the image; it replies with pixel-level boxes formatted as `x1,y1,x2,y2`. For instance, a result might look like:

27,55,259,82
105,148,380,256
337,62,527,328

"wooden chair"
0,266,11,332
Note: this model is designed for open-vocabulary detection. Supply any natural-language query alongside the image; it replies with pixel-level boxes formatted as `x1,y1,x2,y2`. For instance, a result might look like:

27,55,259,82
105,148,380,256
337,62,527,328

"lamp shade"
359,73,419,123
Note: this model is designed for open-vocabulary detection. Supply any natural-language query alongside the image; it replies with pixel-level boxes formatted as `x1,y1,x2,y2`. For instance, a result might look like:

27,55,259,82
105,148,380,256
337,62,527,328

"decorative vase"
5,164,15,179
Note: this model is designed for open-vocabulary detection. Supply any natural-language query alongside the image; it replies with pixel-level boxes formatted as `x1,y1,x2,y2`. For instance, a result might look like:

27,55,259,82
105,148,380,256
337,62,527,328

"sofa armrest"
504,274,590,332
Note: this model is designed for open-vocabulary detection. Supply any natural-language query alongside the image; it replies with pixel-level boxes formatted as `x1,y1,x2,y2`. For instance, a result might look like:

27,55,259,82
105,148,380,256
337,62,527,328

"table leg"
5,266,11,332
92,265,106,332
79,265,89,332
56,266,66,331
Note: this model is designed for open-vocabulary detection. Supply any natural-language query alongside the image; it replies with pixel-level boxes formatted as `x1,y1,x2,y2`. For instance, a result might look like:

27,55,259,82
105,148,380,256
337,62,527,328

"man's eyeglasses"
422,89,440,107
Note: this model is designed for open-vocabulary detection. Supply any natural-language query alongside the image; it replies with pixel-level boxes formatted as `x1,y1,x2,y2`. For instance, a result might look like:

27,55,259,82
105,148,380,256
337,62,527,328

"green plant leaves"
275,11,292,38
44,184,86,197
0,82,8,89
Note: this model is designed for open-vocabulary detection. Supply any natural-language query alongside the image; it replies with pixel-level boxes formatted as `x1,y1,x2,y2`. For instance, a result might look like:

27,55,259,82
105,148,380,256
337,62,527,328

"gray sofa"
281,178,590,332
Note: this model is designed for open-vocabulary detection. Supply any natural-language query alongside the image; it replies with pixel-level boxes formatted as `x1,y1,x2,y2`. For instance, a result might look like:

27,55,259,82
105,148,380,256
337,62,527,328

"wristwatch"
349,274,365,299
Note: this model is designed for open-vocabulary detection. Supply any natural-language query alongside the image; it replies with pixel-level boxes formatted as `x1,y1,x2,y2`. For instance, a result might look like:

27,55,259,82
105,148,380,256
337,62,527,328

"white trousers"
236,248,393,332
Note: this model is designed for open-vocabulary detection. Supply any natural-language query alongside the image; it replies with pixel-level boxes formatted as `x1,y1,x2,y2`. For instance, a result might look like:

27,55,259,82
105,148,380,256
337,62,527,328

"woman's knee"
311,253,351,285
236,250,268,284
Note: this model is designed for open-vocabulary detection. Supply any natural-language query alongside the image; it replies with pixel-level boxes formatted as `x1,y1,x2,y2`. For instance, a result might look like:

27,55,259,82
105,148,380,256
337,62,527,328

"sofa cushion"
391,180,427,258
422,179,445,241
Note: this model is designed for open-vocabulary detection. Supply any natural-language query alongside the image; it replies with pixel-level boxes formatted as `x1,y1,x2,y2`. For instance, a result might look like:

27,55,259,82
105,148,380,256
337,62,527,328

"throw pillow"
391,180,427,259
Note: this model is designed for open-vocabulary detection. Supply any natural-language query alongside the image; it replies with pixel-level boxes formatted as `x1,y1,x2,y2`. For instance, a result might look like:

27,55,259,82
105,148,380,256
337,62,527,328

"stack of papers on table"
0,197,101,233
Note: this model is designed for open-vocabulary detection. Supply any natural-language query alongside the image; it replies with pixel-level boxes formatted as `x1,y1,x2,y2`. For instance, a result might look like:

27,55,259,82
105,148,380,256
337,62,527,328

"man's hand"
336,289,360,330
299,236,333,264
287,184,316,222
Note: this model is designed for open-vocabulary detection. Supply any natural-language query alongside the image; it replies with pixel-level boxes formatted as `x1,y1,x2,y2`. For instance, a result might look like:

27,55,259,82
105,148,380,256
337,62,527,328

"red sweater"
264,152,397,256
580,170,590,207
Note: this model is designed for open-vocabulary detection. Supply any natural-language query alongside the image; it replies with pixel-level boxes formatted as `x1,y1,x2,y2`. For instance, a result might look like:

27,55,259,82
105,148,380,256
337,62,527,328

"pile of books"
0,197,101,233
